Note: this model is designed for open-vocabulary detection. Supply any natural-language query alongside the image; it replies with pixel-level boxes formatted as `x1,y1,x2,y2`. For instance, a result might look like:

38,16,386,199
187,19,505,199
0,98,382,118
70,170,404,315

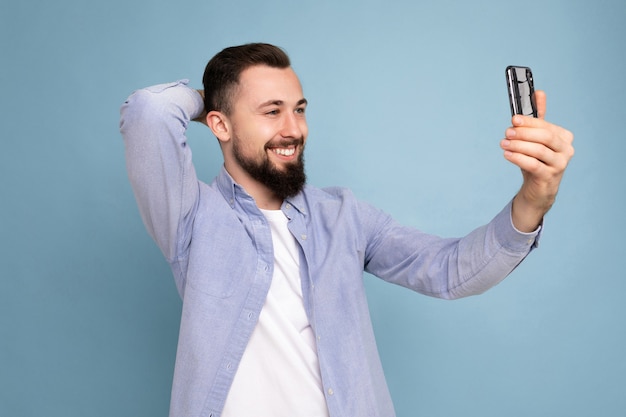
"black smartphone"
505,65,537,117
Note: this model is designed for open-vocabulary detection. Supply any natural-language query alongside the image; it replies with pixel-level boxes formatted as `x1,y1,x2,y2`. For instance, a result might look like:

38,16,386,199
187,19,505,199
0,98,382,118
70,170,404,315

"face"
226,65,309,199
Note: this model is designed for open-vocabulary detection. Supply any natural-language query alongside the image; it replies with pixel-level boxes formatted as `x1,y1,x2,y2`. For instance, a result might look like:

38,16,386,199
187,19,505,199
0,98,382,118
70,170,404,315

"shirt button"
328,388,334,396
286,203,292,209
301,234,307,240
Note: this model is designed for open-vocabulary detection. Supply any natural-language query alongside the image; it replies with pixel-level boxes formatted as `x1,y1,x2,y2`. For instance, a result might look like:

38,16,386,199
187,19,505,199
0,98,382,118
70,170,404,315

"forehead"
235,65,304,107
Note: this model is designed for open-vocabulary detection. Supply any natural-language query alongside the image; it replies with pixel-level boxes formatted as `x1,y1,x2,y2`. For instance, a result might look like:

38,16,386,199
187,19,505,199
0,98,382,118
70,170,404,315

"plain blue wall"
1,0,625,416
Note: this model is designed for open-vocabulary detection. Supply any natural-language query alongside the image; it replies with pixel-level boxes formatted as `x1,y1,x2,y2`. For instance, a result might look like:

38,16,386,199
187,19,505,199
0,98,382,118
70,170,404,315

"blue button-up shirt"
120,80,539,417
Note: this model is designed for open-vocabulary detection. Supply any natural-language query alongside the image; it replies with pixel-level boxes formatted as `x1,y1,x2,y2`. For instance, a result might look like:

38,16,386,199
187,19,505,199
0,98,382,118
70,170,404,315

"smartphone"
505,65,537,117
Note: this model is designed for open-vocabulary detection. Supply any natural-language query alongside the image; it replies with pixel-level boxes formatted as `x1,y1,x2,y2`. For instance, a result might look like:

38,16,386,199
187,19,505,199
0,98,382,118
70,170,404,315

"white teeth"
273,148,295,156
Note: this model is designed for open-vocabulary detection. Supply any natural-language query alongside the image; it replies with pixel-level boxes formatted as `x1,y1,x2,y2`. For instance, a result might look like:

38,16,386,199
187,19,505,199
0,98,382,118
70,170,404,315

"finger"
510,90,546,127
505,128,570,158
505,122,554,145
511,113,551,129
505,121,574,155
501,138,556,167
502,149,545,173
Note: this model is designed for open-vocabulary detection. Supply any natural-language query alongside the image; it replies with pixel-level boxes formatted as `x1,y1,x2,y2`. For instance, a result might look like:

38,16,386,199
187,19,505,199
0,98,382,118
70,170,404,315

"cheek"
295,117,308,137
243,121,275,143
236,137,265,159
234,125,269,150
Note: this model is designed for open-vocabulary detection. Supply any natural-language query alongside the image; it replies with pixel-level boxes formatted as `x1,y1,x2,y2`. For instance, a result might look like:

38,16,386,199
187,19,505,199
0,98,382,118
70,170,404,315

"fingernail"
506,128,516,138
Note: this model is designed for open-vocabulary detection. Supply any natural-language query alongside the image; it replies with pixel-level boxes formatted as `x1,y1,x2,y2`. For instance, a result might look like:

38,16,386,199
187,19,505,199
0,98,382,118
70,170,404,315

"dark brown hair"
202,43,291,115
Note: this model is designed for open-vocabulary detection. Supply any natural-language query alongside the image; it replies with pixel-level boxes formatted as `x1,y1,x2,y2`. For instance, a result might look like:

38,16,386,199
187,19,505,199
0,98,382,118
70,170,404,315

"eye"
266,109,279,115
295,107,306,115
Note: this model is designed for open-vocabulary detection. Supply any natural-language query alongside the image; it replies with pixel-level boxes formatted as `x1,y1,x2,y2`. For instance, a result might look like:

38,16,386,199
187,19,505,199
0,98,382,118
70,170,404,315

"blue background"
1,0,624,416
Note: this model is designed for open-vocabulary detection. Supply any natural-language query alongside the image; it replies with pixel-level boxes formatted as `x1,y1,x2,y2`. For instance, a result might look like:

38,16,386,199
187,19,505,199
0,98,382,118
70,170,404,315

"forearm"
365,200,540,299
449,200,540,297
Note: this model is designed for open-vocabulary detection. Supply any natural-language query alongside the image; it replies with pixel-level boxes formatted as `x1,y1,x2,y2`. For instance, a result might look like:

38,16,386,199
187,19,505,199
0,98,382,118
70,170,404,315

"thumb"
535,90,546,119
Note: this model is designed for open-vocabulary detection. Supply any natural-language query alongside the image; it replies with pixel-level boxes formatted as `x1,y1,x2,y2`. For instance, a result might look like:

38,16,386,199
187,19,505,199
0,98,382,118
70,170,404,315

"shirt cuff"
494,199,542,252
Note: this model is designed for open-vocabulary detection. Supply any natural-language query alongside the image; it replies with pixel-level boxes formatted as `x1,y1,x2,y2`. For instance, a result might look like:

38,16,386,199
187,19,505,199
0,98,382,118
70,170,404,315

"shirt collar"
215,166,239,208
283,189,307,217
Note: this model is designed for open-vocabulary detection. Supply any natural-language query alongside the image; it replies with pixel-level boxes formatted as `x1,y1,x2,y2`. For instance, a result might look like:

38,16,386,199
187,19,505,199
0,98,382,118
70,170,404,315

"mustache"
264,137,305,149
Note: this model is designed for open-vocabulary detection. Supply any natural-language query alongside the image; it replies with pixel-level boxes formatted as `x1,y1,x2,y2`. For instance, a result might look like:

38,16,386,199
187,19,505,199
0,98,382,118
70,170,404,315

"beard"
232,137,307,200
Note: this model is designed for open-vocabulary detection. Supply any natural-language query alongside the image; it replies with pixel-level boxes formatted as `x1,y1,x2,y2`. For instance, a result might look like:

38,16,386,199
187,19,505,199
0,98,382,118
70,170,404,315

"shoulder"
300,185,390,224
300,185,361,209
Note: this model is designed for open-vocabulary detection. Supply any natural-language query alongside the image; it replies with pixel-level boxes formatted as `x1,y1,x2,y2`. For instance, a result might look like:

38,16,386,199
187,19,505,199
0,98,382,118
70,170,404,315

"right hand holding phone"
500,90,575,232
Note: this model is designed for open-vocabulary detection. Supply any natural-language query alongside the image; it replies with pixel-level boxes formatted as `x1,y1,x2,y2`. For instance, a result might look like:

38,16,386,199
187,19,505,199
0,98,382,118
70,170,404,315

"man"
120,43,574,417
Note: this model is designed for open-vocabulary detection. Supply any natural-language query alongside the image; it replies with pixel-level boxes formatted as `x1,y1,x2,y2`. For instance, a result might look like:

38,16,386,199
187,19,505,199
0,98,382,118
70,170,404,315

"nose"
280,112,306,139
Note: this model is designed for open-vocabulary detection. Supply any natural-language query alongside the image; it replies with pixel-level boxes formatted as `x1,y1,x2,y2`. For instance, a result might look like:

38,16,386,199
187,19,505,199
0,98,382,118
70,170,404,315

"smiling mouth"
270,147,296,157
266,139,303,159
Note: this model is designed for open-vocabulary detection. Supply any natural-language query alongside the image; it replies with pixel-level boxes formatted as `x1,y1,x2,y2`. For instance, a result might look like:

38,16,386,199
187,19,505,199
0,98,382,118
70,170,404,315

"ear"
206,110,231,143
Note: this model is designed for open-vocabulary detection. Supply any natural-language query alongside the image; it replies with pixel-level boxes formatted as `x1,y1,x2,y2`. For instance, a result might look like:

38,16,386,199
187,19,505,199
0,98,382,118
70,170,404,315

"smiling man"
119,43,574,417
204,62,308,208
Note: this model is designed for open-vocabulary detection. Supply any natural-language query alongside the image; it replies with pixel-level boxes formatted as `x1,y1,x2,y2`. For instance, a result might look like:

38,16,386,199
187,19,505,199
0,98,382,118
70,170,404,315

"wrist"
511,192,549,233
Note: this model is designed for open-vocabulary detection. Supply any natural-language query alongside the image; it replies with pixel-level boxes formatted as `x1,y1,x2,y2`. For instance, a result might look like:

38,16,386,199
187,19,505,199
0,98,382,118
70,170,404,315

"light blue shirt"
120,80,539,417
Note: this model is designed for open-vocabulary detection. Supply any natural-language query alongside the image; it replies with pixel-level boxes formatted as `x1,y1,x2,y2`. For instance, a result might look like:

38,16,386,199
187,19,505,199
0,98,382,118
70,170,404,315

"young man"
120,43,574,417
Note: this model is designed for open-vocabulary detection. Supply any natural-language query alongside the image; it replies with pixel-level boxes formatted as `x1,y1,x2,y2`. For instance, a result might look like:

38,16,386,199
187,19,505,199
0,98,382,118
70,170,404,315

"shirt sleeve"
363,199,541,299
119,80,205,263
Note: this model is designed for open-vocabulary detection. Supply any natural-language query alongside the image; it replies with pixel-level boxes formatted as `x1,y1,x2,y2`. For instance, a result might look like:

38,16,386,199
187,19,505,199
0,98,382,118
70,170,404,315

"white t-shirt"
221,209,330,417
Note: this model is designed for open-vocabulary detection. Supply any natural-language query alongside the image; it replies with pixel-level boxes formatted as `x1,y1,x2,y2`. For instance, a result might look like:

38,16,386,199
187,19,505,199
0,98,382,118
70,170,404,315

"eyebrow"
259,98,308,108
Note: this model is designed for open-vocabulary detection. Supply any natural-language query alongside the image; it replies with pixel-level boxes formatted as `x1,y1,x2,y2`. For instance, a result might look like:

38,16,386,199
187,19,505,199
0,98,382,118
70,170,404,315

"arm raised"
120,81,205,261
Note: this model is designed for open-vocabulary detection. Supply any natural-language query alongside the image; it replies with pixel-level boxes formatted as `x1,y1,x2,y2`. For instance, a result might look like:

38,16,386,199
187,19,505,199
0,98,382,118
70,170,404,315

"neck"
254,192,283,210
